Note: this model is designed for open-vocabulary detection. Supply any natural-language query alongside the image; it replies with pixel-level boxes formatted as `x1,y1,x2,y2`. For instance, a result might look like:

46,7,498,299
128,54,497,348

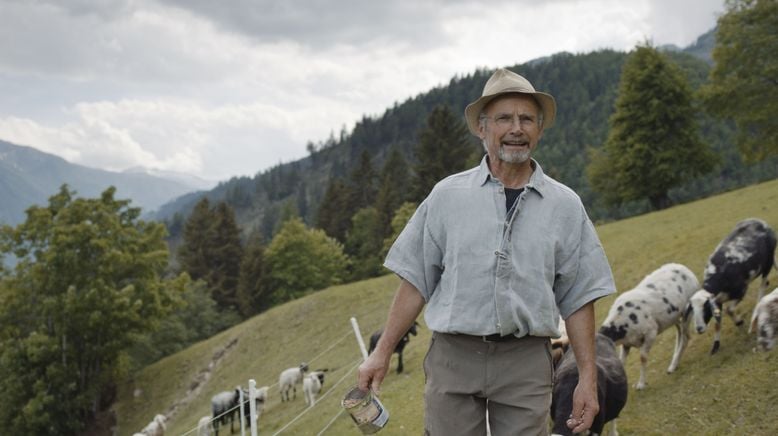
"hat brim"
465,91,556,136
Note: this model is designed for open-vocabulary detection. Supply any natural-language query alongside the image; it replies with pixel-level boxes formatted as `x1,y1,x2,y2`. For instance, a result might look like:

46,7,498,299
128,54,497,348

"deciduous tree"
701,0,778,160
0,186,177,435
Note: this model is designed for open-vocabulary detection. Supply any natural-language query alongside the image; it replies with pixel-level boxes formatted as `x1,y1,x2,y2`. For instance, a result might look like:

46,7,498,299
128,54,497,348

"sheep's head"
299,362,309,372
689,290,716,333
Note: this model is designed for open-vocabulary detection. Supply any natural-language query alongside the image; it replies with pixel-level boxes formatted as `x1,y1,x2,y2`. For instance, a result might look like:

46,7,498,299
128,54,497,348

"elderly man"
358,68,615,435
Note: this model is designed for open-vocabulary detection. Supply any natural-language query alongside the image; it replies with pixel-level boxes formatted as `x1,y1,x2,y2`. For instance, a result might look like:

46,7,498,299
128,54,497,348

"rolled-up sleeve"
553,210,616,319
383,201,443,302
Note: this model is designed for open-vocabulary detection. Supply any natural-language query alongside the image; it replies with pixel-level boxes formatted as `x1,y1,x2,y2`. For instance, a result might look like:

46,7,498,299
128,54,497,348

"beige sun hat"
464,68,557,135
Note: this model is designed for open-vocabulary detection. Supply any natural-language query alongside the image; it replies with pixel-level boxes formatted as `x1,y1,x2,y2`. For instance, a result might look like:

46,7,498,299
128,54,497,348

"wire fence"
175,316,376,435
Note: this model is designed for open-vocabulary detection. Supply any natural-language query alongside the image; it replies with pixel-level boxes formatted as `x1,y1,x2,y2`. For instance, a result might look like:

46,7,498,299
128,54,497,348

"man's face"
478,94,543,165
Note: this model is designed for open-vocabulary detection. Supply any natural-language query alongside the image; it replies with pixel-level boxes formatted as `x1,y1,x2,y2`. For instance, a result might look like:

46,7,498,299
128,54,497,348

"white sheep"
197,415,212,436
752,288,778,352
255,385,270,415
137,413,166,436
599,263,699,390
303,371,326,407
279,362,309,401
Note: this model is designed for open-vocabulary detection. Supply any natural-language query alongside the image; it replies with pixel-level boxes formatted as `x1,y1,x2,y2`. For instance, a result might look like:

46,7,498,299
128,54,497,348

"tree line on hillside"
1,2,775,434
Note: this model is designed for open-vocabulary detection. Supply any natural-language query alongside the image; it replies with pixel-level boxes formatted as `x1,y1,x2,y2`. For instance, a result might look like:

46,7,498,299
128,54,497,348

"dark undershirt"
505,187,524,217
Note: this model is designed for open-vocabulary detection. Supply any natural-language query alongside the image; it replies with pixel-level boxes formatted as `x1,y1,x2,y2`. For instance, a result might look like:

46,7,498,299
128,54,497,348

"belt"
477,333,522,342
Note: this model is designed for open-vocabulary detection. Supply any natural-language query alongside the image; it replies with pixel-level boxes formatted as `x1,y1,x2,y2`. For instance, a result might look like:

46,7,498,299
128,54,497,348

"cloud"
0,0,725,182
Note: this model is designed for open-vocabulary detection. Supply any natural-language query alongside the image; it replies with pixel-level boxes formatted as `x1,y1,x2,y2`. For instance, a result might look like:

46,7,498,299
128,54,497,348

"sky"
0,0,726,183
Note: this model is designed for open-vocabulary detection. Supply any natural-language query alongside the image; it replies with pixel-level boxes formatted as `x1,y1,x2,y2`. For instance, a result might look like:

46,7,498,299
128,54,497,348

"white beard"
498,145,531,164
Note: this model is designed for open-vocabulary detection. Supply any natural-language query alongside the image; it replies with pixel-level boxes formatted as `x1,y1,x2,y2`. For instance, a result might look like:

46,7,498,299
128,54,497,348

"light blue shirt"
384,157,615,338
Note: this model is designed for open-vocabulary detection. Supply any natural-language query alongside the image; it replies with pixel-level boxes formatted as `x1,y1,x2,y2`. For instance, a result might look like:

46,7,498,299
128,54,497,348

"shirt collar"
476,155,547,197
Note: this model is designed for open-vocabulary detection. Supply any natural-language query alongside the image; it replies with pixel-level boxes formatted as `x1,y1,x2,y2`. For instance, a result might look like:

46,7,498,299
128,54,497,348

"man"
358,68,615,435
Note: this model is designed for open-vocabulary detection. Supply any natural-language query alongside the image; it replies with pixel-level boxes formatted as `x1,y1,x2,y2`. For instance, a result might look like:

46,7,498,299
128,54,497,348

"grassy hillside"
115,178,778,435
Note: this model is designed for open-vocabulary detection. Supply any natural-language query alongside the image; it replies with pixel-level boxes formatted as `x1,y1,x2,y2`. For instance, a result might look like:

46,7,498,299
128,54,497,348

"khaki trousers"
423,332,553,436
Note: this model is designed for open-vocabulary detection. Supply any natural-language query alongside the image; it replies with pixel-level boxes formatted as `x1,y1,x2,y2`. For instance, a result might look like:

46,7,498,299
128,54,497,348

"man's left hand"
566,379,599,433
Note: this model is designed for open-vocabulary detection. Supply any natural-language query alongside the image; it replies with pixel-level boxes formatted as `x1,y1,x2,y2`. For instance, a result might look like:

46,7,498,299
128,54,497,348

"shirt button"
496,323,501,328
499,188,504,193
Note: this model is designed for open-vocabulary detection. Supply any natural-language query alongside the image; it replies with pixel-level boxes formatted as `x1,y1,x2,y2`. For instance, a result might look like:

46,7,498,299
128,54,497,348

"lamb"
751,288,778,352
254,385,269,415
368,321,419,373
136,414,166,436
599,263,699,390
303,370,327,407
197,415,212,436
550,333,628,436
279,362,309,402
688,218,777,354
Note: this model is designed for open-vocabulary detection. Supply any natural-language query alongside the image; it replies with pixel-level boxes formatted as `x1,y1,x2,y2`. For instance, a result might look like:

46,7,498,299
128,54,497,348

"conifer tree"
375,148,411,238
587,44,716,210
237,232,267,317
316,178,352,243
177,197,214,281
411,105,472,202
209,202,243,309
349,150,378,211
701,0,778,160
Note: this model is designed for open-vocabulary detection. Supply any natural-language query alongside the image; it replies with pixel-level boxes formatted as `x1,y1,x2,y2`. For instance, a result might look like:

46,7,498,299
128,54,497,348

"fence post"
350,317,369,361
249,379,258,436
239,386,246,436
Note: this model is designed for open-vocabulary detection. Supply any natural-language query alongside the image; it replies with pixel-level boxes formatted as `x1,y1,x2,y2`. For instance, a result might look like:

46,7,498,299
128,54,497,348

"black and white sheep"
751,287,778,352
368,321,419,374
279,362,309,402
688,218,777,354
550,333,628,436
303,370,327,407
211,388,248,435
599,263,699,390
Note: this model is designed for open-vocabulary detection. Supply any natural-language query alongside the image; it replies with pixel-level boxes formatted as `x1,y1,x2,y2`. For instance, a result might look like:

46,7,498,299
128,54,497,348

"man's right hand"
357,349,391,394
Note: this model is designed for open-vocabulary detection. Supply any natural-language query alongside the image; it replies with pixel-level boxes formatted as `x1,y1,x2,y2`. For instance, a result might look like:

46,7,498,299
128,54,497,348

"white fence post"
350,317,369,361
238,386,246,436
249,379,258,436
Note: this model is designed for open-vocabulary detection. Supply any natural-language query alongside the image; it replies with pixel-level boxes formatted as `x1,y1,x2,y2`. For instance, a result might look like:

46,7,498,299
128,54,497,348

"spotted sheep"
751,287,778,352
688,218,777,354
599,263,699,390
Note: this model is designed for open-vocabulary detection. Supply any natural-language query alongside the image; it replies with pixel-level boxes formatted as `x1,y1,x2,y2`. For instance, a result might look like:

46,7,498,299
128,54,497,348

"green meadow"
115,178,778,435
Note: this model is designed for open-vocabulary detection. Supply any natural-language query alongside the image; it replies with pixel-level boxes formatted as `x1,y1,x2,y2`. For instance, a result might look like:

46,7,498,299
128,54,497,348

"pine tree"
236,232,267,317
349,150,378,211
209,202,243,310
411,105,473,202
177,197,214,281
701,0,778,160
587,44,716,210
375,148,411,238
316,178,352,243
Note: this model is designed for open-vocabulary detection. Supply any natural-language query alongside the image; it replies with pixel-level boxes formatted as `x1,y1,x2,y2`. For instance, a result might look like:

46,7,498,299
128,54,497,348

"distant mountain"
0,140,206,225
122,166,216,191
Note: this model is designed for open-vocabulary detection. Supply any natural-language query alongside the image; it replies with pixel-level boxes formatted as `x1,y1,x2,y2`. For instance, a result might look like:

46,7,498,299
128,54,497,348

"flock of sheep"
551,217,778,435
132,362,327,436
132,217,777,436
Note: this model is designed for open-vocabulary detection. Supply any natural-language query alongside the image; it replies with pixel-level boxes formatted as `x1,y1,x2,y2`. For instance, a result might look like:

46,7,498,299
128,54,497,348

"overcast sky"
0,0,725,182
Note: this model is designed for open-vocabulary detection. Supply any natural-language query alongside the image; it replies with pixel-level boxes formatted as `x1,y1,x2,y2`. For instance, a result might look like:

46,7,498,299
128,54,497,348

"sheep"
550,333,628,436
254,385,269,416
689,218,777,354
303,370,327,407
279,362,309,402
368,321,419,373
550,316,569,365
137,414,166,436
197,415,212,436
751,287,778,352
211,388,242,435
599,263,699,390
